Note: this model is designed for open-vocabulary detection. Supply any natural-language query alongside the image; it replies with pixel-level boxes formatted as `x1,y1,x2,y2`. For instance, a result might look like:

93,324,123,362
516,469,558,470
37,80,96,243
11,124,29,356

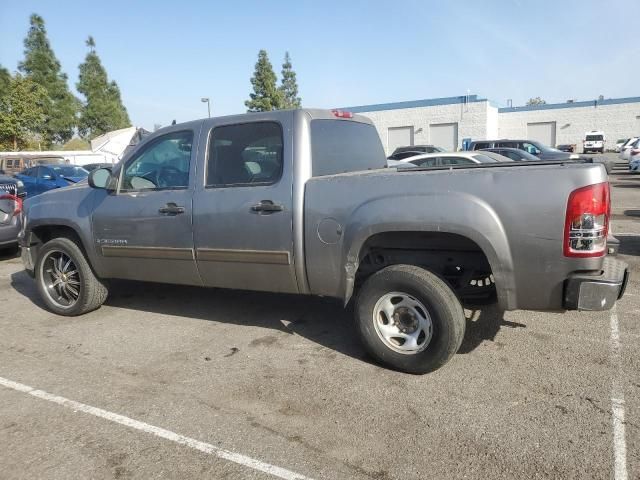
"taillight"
564,182,609,257
331,109,354,119
0,194,22,216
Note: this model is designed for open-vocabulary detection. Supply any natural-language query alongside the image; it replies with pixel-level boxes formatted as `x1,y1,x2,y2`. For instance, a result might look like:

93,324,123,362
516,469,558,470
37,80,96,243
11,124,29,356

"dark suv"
469,139,572,161
388,145,445,160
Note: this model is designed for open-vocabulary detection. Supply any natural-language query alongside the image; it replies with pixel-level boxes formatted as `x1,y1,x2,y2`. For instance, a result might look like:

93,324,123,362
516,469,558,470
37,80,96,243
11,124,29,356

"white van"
583,131,606,153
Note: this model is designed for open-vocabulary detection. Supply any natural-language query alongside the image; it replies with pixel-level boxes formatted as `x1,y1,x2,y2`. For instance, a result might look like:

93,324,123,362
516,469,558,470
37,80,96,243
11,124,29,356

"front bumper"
564,257,628,311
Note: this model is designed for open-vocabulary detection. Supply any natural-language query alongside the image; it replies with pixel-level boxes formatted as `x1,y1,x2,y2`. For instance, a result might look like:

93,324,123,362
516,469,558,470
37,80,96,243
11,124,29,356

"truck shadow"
10,270,514,365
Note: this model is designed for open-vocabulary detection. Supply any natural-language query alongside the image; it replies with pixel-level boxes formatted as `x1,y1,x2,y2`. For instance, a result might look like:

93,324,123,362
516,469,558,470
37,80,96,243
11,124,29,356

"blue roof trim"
499,96,640,113
341,95,488,113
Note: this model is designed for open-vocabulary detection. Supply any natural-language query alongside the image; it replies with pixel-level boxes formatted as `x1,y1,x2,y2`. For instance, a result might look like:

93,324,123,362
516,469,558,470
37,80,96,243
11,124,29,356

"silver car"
388,151,512,168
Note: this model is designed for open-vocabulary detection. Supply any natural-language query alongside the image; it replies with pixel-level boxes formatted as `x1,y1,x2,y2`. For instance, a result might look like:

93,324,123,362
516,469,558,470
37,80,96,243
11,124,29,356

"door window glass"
441,156,474,165
521,142,541,155
207,122,283,187
121,131,193,191
410,157,439,167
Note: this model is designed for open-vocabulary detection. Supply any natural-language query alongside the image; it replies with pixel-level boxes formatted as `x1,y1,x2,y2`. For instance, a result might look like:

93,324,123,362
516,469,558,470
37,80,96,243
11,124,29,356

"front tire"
35,237,108,316
355,265,465,374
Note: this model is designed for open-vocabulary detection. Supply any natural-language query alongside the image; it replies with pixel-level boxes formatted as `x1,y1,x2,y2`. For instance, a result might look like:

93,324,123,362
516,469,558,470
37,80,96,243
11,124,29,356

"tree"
18,14,79,146
77,36,131,139
0,65,11,99
0,74,47,150
245,50,282,112
62,138,90,150
278,52,301,109
526,97,546,106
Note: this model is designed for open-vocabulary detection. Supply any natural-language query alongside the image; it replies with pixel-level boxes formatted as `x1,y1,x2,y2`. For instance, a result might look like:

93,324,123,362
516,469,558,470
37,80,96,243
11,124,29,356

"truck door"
91,128,201,285
192,117,298,293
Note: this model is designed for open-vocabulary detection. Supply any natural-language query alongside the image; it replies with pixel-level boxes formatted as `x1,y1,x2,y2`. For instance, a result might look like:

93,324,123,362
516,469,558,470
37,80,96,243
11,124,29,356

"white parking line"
609,307,627,480
0,376,313,480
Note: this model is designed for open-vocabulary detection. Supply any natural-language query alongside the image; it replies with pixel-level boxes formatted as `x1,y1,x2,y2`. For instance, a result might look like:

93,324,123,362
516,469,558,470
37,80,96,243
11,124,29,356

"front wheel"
35,237,108,316
355,265,465,374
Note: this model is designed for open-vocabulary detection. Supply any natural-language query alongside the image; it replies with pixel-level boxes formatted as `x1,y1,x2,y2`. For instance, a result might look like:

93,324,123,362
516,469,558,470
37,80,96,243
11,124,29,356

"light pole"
201,97,211,118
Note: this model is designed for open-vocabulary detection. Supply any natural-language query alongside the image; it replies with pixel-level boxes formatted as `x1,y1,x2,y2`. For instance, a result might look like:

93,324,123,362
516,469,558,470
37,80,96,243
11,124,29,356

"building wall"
498,101,640,150
348,96,640,153
350,98,491,154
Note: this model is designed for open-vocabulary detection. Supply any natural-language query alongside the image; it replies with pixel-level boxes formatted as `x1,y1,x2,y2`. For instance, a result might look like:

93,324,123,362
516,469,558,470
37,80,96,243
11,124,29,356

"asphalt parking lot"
0,154,638,480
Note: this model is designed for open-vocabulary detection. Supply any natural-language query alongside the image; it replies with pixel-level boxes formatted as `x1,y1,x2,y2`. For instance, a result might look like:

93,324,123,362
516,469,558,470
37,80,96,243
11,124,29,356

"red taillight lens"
331,109,354,119
0,194,22,216
564,182,609,257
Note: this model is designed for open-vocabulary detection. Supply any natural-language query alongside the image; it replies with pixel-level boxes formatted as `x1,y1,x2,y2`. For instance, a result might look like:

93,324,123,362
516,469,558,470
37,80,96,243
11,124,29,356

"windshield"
51,166,89,178
586,135,603,141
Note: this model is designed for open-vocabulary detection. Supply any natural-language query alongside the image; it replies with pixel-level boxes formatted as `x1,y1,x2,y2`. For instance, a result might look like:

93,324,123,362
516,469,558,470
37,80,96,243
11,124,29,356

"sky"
1,0,638,130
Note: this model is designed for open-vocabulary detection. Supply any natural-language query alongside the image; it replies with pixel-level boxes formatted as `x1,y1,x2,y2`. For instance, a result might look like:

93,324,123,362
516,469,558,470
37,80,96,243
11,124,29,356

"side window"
410,157,438,167
121,131,193,191
496,142,514,148
441,156,474,165
472,142,490,150
207,122,283,187
521,142,541,155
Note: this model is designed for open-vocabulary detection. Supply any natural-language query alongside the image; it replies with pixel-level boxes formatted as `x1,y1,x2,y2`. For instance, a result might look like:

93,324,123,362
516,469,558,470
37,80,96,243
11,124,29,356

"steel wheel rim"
40,250,81,309
372,292,433,355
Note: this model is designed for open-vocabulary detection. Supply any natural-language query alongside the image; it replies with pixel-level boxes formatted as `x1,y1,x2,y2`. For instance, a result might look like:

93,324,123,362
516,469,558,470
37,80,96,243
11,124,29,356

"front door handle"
159,202,185,215
251,200,283,214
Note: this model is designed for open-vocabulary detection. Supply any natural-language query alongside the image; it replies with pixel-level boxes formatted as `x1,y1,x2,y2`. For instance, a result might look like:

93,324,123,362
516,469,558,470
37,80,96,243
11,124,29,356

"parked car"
387,145,445,161
556,144,575,153
479,148,541,162
391,151,511,167
15,165,89,197
469,139,614,173
82,163,115,172
20,109,627,374
469,139,576,160
615,138,630,153
0,174,25,251
583,131,606,153
619,137,639,161
629,146,640,173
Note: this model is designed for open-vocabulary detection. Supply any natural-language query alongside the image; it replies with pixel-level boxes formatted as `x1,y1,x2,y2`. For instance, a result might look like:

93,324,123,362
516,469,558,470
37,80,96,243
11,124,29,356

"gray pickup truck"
19,109,628,373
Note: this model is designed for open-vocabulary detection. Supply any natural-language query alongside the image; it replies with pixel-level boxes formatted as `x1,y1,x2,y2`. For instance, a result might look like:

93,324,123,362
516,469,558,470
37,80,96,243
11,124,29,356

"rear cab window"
311,120,386,176
207,122,283,187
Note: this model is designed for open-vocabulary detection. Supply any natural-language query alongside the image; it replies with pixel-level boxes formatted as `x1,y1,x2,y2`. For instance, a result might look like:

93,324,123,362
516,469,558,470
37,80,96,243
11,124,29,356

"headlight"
15,180,24,188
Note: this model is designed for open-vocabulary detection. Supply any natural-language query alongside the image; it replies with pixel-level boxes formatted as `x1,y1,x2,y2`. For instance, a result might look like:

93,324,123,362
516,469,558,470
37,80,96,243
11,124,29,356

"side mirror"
88,168,112,190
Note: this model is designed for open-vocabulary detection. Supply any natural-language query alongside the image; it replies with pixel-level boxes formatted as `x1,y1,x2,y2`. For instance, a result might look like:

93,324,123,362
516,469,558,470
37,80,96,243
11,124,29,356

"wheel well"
355,231,495,301
30,225,86,255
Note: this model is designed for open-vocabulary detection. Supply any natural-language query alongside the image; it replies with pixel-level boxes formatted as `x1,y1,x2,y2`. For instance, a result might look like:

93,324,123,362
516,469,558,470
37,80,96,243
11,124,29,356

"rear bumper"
564,257,628,311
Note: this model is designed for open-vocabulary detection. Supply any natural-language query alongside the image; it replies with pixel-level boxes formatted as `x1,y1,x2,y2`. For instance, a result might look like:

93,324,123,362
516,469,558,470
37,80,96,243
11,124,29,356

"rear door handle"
251,200,283,213
159,202,185,215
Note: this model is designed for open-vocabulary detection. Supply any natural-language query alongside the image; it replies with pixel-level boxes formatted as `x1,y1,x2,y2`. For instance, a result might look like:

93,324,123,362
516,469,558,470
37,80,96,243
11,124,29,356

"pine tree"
18,14,78,146
279,52,301,109
245,50,283,112
0,65,11,99
77,36,131,139
0,74,47,150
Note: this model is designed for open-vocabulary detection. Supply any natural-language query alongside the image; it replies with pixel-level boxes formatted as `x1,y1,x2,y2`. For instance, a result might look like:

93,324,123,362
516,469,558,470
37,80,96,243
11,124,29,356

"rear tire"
355,265,465,374
35,237,108,316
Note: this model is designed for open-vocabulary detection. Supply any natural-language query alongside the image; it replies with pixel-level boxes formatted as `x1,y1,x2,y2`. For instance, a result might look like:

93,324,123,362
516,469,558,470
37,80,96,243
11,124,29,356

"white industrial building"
344,95,640,154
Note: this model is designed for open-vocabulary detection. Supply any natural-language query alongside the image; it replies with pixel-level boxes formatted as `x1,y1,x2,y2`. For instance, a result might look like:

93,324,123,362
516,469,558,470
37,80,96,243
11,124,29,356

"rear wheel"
355,265,465,374
35,237,108,316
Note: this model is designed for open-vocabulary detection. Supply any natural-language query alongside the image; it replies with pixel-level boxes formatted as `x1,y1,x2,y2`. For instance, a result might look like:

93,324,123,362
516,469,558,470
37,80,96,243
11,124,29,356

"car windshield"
51,166,89,177
586,135,603,141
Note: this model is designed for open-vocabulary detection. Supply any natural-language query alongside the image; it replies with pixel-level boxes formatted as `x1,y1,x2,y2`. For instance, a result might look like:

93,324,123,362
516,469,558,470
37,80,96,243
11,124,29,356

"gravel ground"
0,156,637,479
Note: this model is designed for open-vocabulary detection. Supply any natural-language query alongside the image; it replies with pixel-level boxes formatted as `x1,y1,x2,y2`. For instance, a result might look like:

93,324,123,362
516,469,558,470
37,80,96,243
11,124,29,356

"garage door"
527,122,556,147
430,123,458,152
387,127,414,153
